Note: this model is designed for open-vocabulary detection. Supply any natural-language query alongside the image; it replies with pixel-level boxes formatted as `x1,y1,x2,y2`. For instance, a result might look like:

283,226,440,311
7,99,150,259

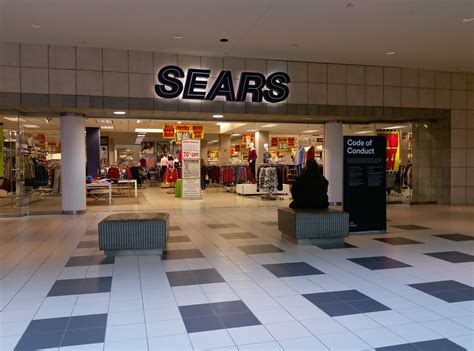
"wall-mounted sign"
271,137,278,147
343,136,386,233
288,137,295,147
163,124,175,139
376,129,400,173
155,65,290,103
192,125,204,139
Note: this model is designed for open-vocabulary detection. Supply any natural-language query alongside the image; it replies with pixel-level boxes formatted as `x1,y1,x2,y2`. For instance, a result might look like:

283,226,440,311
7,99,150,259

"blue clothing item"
295,147,305,166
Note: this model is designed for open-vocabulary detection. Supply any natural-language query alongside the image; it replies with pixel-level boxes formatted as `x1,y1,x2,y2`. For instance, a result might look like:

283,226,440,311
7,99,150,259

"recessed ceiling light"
113,111,126,115
31,24,40,29
462,17,474,23
302,129,318,133
343,3,354,8
177,121,182,124
100,125,114,130
384,125,406,130
22,124,40,128
212,114,224,119
173,35,183,39
355,130,372,134
261,124,278,128
289,44,298,49
231,133,241,137
386,51,396,55
96,119,113,124
4,116,26,122
219,38,229,43
135,128,163,133
246,129,257,133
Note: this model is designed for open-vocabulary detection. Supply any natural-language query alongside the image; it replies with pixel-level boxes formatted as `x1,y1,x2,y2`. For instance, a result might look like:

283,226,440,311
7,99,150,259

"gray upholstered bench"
278,207,349,245
98,213,169,256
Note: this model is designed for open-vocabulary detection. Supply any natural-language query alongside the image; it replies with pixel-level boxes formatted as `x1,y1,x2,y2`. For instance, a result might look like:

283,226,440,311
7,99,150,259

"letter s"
155,65,184,98
263,72,290,103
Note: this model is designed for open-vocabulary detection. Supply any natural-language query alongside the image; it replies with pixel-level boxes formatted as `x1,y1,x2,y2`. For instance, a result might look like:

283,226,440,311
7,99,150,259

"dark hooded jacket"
290,159,329,210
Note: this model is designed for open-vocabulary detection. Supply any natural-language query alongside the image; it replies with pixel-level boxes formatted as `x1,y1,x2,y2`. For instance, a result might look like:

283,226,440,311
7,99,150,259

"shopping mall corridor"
0,205,473,350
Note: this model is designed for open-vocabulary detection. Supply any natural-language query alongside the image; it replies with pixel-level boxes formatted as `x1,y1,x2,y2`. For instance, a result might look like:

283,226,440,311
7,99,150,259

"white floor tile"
278,336,329,350
107,309,144,326
335,314,382,331
189,329,235,349
174,292,209,306
59,343,104,350
144,306,181,323
397,306,444,322
365,310,413,326
237,341,283,350
264,321,311,340
317,331,370,350
451,316,474,330
148,334,193,351
104,338,148,351
356,327,408,348
252,308,296,324
300,318,347,336
284,304,328,320
389,323,442,342
227,325,274,345
422,319,473,337
105,323,147,342
449,335,474,351
146,319,186,338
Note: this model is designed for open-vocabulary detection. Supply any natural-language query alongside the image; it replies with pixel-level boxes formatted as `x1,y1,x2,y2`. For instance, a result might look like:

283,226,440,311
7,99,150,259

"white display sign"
182,139,200,159
182,139,201,199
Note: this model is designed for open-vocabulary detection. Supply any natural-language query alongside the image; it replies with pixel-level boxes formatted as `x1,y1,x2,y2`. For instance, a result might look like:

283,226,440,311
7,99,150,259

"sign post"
343,136,386,232
181,139,201,199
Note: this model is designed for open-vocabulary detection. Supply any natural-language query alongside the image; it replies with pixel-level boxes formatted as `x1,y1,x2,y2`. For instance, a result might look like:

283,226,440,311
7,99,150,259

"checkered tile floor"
1,205,473,350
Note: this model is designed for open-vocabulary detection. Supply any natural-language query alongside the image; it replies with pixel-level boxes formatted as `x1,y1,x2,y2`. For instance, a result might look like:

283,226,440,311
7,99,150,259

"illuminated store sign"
155,65,290,103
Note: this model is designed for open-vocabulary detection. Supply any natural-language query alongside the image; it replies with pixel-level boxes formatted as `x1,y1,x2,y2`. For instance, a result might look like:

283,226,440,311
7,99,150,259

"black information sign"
343,136,386,232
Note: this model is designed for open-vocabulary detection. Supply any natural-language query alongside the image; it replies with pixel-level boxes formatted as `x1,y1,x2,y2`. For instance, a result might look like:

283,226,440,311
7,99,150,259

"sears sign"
155,65,290,103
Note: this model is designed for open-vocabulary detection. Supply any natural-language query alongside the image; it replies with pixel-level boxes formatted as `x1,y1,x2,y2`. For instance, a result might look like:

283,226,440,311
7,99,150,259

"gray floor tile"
25,317,69,334
333,290,370,302
193,269,225,284
413,338,466,351
219,311,260,328
162,249,205,260
61,326,106,347
348,256,412,270
212,301,250,315
183,315,224,333
81,277,113,294
47,278,83,296
374,237,423,245
315,301,361,317
237,244,284,255
315,242,358,249
220,232,257,239
434,233,474,241
425,251,474,263
68,314,108,329
179,303,216,318
263,262,323,277
65,255,114,267
168,235,191,243
167,270,198,287
350,299,390,313
15,330,64,350
392,225,430,230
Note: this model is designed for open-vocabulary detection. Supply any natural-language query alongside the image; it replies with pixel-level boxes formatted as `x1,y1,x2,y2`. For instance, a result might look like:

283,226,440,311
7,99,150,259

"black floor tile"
183,315,224,333
24,317,69,334
167,268,225,287
237,244,284,255
212,300,250,315
169,226,181,231
374,237,423,245
168,235,191,243
392,225,430,230
67,314,108,329
315,242,358,249
47,277,112,297
162,249,205,260
15,330,64,350
260,221,278,226
434,233,474,241
409,280,474,303
316,301,361,317
263,262,324,278
303,290,390,317
208,223,239,229
377,338,467,351
179,303,216,318
220,232,257,239
220,311,260,328
425,251,474,263
61,326,106,347
65,255,115,267
179,300,260,333
349,256,412,270
413,338,467,351
77,240,99,249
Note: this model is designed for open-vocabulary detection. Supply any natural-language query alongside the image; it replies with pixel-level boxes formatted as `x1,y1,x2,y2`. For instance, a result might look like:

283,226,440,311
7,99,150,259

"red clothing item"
248,149,257,162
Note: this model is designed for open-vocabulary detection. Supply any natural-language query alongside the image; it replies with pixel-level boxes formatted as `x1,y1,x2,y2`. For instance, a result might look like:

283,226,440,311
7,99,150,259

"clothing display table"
86,182,112,205
236,183,290,195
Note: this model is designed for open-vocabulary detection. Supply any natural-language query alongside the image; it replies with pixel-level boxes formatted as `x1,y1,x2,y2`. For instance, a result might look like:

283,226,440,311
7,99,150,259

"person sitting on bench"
290,159,329,210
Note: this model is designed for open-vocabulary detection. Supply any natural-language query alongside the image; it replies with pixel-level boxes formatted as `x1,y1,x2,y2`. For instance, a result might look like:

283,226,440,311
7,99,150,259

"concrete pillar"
61,114,86,214
86,127,100,177
324,122,343,205
219,134,231,165
255,131,269,165
201,140,208,162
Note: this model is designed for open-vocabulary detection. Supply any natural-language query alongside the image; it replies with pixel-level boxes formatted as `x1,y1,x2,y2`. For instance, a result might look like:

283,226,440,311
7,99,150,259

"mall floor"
0,200,473,350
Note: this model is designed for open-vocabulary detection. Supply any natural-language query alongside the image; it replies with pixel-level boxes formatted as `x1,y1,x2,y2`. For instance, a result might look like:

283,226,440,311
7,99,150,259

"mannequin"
295,140,305,177
160,155,168,179
248,143,257,179
263,143,271,164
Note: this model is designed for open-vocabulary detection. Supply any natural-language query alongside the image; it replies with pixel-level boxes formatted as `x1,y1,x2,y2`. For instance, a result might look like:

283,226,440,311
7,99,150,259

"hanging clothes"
306,146,315,164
